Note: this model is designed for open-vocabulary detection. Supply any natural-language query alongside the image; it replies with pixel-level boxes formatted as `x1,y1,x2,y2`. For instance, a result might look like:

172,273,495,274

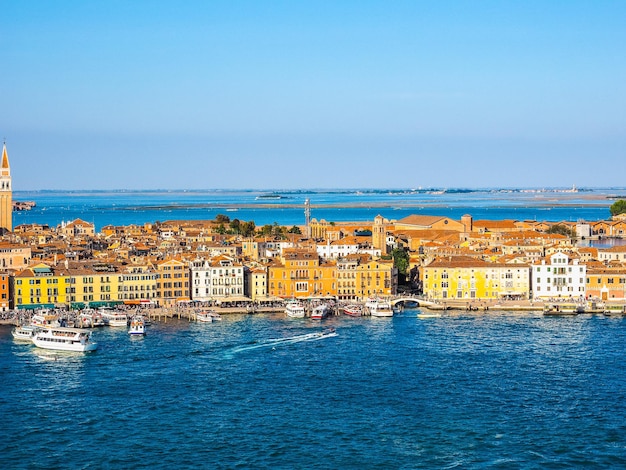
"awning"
124,299,155,306
17,303,55,310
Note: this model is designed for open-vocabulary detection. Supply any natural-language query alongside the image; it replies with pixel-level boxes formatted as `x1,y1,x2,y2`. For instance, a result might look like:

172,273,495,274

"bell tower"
372,214,387,254
0,141,12,232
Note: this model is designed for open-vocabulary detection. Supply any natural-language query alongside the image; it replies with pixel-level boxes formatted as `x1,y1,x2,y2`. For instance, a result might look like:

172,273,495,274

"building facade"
531,252,586,300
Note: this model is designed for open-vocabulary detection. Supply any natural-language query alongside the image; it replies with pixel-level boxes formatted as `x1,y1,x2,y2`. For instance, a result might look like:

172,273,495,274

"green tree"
547,224,575,238
215,214,230,224
392,248,409,277
610,200,626,217
288,225,302,234
229,219,241,234
241,221,256,237
215,223,226,235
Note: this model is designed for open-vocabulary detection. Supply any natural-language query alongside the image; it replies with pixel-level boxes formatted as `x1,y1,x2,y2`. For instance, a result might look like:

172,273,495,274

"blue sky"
2,1,625,190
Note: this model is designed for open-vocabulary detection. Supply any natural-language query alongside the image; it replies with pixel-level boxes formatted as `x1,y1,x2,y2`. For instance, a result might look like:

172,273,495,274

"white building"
316,236,381,260
531,252,586,300
190,255,245,301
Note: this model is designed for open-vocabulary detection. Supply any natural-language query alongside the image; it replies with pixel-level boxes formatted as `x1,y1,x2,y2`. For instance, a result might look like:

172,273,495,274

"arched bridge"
391,297,438,309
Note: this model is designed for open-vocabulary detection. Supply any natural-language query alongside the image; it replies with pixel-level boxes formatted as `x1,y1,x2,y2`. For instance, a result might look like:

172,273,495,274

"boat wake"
227,330,337,356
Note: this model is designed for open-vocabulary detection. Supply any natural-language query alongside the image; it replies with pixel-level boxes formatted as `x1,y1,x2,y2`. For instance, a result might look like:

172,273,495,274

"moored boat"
369,299,394,317
31,312,60,328
285,300,305,318
343,304,363,317
311,304,330,320
12,325,40,342
196,310,221,322
99,308,128,327
32,326,98,352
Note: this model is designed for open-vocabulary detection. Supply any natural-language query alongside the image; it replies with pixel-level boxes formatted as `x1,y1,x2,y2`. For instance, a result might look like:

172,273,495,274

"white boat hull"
32,327,98,352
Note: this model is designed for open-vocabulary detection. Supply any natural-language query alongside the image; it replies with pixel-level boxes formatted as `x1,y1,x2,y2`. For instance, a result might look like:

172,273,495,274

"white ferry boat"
369,299,394,317
128,316,146,336
32,327,98,352
311,304,331,320
285,300,306,318
99,308,128,327
196,310,222,322
12,325,40,342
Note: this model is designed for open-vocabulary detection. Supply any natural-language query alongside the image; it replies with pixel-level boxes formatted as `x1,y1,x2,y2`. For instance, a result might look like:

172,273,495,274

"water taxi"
32,327,98,352
128,316,146,336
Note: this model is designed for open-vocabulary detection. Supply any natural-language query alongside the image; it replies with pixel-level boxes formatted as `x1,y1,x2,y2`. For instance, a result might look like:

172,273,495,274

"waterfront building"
0,141,12,233
268,248,337,299
190,258,212,302
246,265,268,300
336,257,359,301
590,220,626,238
531,252,586,300
117,264,158,305
355,257,397,299
66,264,121,307
13,263,71,309
586,265,626,301
422,256,530,301
190,255,245,301
155,257,190,306
0,242,32,271
0,272,9,311
208,255,244,300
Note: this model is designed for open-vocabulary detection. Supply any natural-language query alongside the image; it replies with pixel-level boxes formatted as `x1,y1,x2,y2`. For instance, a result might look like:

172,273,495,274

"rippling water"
2,311,626,469
12,188,621,230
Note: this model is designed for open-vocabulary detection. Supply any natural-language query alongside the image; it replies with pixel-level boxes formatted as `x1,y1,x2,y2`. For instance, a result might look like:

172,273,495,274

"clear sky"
2,1,625,190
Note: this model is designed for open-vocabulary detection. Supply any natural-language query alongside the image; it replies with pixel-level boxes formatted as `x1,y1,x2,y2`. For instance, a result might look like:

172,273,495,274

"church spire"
1,140,9,169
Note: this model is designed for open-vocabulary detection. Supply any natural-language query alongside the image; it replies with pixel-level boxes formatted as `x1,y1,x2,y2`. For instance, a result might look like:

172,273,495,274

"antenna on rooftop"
304,198,311,238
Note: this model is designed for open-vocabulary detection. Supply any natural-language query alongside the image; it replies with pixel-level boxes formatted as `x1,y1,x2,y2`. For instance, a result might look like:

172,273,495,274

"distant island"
12,201,36,211
255,193,290,200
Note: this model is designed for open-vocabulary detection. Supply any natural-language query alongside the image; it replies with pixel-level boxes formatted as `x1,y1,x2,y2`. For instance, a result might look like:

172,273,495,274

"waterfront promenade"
3,296,625,326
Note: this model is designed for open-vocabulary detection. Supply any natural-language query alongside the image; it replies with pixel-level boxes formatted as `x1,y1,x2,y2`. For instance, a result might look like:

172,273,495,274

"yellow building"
0,141,12,232
422,256,530,301
268,248,337,299
246,266,268,300
155,257,190,306
586,266,626,301
13,263,72,309
355,258,397,299
117,265,158,305
67,266,121,307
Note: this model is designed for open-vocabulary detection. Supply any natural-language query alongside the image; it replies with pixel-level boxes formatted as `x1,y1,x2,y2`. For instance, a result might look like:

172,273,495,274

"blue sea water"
4,188,626,468
12,188,622,231
2,311,626,469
